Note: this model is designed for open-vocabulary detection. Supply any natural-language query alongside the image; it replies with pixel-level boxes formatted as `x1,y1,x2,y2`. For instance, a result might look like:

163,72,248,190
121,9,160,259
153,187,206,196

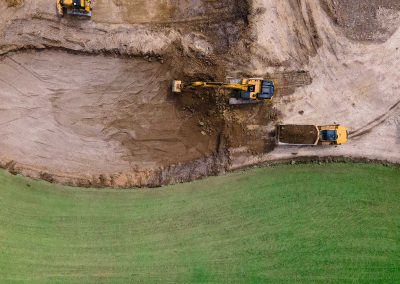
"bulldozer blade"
66,10,92,17
172,80,183,93
228,78,241,84
229,98,262,105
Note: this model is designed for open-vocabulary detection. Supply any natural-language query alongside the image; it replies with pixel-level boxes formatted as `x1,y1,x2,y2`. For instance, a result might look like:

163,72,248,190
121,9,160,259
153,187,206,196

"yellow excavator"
56,0,92,17
172,78,275,105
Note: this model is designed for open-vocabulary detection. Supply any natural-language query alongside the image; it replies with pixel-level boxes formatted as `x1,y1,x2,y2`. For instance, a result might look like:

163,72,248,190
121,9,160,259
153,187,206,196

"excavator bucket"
66,9,91,17
172,80,183,93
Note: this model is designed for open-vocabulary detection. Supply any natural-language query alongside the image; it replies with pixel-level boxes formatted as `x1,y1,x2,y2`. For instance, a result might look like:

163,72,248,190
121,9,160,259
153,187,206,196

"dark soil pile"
278,125,318,145
5,0,23,7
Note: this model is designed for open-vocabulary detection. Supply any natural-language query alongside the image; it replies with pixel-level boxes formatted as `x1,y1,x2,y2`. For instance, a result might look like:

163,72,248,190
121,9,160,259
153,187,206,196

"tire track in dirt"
349,100,400,139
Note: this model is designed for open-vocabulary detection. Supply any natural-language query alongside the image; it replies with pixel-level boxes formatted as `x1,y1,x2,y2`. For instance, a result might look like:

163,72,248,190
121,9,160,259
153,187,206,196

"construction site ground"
0,0,399,187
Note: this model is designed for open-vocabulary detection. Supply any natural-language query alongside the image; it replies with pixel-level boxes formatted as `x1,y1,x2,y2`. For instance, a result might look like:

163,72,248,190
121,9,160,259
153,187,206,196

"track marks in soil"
269,70,312,97
349,100,400,139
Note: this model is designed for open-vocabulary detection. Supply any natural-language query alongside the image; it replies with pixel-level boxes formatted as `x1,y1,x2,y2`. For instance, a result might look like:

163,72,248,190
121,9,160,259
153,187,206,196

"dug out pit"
0,50,226,186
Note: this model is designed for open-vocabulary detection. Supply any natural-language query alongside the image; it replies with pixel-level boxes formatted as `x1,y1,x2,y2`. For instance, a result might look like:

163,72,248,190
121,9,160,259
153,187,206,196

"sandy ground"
0,51,217,167
229,0,400,169
0,0,399,187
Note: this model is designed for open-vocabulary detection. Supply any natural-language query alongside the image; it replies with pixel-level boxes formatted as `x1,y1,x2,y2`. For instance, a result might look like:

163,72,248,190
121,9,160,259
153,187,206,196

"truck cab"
319,125,348,145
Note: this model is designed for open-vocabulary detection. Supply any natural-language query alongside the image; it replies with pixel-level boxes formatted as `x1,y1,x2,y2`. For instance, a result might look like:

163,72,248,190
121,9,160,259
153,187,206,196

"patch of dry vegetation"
5,0,23,7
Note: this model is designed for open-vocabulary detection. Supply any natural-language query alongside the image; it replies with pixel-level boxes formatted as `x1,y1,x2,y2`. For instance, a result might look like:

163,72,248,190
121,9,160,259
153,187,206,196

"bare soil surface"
0,0,399,187
231,0,400,170
0,50,219,168
320,0,400,42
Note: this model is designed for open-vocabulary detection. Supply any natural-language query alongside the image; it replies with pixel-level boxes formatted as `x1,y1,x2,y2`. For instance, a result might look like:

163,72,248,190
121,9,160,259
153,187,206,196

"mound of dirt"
5,0,23,7
321,0,400,42
278,125,319,145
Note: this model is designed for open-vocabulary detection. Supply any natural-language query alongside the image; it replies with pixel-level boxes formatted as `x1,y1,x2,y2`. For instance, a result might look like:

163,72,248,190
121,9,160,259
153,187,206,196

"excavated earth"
278,125,319,145
0,0,399,187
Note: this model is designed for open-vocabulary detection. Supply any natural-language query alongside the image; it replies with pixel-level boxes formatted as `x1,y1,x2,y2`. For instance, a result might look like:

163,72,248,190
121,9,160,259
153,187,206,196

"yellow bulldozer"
172,78,275,105
56,0,92,17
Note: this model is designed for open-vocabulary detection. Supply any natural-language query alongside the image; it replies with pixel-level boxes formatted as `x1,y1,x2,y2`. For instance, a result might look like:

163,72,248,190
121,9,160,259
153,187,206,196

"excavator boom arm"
172,78,274,104
175,81,250,92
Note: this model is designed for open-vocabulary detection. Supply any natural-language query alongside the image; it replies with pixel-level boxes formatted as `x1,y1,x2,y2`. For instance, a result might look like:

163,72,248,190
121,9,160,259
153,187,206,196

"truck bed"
277,125,319,145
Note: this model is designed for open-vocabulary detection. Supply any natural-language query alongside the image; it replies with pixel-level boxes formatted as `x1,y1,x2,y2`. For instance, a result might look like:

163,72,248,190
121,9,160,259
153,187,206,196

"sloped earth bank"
0,0,399,187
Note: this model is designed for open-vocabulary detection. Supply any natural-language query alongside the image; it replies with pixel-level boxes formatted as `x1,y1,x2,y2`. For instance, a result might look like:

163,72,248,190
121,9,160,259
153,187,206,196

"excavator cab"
57,0,92,17
230,79,274,105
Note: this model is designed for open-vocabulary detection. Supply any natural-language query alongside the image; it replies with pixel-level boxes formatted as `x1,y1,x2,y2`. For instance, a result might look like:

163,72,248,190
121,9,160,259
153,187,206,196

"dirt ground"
320,0,400,42
0,0,399,187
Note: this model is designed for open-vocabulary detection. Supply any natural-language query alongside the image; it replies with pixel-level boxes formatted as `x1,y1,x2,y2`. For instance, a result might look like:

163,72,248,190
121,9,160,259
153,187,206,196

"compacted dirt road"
0,0,399,187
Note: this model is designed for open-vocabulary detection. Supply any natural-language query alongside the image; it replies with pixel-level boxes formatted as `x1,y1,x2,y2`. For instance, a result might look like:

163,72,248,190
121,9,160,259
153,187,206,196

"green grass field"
0,163,399,283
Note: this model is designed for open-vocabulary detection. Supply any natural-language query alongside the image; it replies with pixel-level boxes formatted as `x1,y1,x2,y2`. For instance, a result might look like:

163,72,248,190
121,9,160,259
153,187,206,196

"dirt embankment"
320,0,400,42
0,0,399,187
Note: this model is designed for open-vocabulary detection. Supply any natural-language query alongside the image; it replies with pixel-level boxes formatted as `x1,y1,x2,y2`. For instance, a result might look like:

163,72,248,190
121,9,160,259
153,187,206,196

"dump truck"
276,124,348,145
172,78,275,105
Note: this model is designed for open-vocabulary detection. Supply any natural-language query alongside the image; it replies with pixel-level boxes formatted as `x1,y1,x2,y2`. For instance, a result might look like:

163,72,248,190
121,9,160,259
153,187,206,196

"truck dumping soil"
277,125,319,145
0,0,399,187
